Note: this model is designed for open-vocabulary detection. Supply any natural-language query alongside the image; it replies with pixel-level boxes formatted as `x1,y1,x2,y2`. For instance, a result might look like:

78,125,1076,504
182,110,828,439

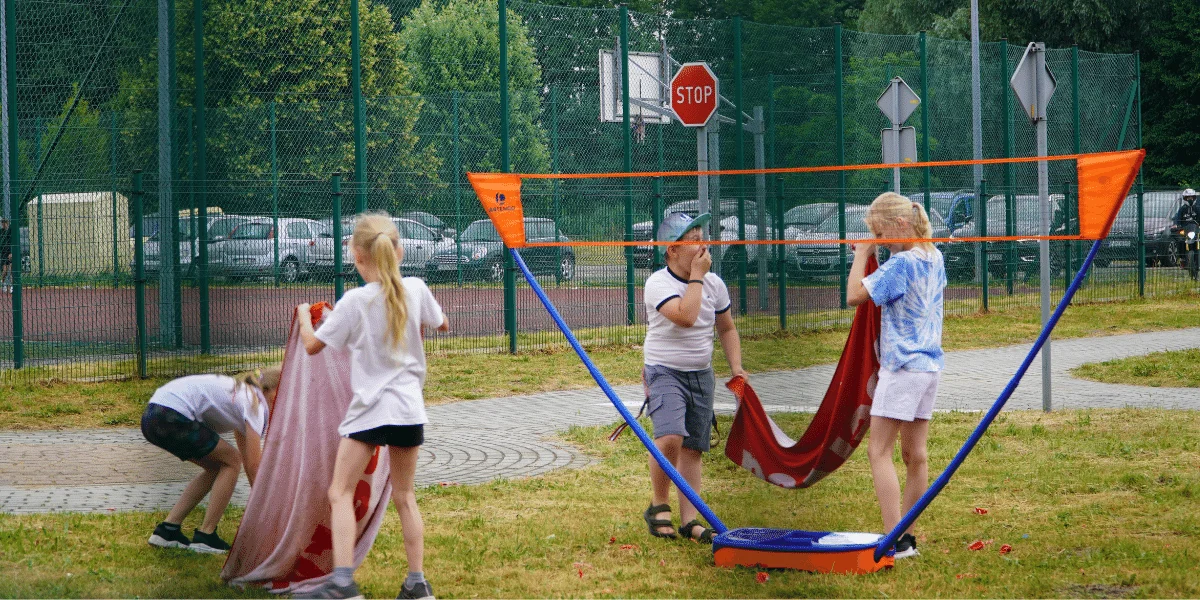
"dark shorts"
141,403,221,462
347,424,424,448
643,364,716,452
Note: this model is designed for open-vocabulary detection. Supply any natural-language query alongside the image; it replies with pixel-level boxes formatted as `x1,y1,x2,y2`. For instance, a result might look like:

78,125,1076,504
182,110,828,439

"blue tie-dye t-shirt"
862,247,946,372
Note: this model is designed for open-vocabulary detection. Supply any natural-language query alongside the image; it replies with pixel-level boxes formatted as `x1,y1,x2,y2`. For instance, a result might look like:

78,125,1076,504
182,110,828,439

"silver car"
215,217,327,283
140,215,248,277
317,217,454,277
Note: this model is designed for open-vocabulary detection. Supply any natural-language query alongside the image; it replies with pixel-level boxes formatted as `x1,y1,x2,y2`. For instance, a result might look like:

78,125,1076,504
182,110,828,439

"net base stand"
713,528,895,574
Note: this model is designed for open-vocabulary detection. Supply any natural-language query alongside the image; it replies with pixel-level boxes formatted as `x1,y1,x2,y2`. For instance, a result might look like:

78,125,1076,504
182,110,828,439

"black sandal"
680,519,715,544
643,503,677,539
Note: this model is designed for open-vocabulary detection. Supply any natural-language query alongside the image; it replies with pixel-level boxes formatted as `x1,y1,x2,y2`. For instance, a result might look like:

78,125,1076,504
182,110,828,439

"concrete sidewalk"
2,328,1197,514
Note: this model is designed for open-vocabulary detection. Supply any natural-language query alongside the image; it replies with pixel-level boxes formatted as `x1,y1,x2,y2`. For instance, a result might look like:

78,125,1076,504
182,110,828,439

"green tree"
112,0,437,215
398,0,550,175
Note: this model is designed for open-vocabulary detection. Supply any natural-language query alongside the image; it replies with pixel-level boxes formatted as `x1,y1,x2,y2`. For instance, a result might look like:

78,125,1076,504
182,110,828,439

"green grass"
6,294,1200,430
1073,348,1200,388
2,409,1199,597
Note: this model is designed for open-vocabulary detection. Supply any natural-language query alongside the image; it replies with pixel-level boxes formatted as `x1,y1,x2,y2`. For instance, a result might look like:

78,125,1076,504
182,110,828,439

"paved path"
3,328,1199,514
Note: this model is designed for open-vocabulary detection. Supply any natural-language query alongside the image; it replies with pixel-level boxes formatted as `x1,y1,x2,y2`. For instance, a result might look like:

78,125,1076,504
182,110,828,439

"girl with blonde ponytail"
297,211,449,599
845,191,947,561
140,363,280,555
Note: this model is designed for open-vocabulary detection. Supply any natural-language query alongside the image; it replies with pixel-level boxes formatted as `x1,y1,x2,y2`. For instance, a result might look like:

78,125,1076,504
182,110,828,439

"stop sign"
670,62,719,127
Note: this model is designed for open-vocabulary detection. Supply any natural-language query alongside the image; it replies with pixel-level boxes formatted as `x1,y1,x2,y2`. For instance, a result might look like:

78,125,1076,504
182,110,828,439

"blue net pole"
874,239,1104,561
509,249,729,534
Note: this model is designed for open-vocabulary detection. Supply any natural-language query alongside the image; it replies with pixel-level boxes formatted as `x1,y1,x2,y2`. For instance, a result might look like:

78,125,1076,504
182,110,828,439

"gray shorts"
643,364,715,452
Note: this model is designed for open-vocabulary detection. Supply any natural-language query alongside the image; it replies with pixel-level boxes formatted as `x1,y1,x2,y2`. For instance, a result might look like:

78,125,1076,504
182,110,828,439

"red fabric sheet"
724,256,881,488
221,304,393,595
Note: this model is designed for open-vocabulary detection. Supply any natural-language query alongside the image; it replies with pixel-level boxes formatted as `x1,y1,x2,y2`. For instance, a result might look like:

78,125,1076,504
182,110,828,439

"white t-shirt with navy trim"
643,267,731,371
149,374,268,436
315,278,447,435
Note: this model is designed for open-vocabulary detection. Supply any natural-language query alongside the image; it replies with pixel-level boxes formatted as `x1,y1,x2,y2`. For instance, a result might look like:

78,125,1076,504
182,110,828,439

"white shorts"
870,368,940,422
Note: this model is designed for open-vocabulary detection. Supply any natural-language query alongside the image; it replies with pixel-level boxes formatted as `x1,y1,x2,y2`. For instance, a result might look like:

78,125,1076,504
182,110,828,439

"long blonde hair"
232,364,282,411
353,212,408,349
865,192,936,253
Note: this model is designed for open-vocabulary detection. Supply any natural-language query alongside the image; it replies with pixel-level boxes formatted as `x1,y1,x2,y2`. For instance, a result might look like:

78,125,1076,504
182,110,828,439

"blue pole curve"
508,249,729,533
874,240,1104,561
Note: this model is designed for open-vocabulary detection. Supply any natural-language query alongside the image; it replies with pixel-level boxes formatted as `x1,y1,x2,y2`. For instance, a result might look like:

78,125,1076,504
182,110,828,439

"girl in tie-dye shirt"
847,191,946,560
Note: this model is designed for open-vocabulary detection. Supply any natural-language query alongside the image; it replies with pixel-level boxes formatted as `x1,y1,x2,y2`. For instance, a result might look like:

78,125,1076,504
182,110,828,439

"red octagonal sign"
670,62,719,127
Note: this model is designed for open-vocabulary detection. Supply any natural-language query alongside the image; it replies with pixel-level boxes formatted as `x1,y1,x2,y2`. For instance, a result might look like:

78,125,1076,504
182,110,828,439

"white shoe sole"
148,534,188,549
189,542,228,555
893,547,919,559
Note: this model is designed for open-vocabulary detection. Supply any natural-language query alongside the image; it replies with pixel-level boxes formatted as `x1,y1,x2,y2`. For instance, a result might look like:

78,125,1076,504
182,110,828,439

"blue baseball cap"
657,211,712,242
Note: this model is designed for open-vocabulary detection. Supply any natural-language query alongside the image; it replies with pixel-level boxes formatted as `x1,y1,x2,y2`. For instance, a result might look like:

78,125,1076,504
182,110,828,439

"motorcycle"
1171,199,1200,280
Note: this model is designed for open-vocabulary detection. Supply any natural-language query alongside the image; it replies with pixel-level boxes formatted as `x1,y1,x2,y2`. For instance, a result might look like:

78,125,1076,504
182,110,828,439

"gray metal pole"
753,106,767,309
708,125,722,269
158,0,176,347
698,125,709,238
892,81,901,193
1035,46,1052,412
971,0,984,285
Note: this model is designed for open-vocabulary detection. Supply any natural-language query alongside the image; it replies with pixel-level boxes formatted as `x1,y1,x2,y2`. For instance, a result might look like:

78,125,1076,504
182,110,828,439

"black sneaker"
190,529,231,554
397,580,435,600
296,579,364,599
148,522,190,549
893,532,919,559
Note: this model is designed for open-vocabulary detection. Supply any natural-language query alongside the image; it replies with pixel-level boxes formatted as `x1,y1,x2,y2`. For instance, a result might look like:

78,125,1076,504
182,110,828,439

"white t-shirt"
315,278,446,435
149,374,268,436
642,267,731,371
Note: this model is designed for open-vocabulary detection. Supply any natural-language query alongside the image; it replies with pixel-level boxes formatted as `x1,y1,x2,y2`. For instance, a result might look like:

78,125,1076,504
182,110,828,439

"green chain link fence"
0,0,1165,381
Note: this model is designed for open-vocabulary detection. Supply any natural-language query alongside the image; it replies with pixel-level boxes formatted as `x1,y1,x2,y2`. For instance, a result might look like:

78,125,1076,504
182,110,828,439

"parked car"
427,218,575,282
908,189,976,233
313,217,455,278
783,202,839,233
213,217,328,283
787,203,958,278
399,211,456,239
942,194,1066,280
632,199,772,269
787,205,873,277
139,215,250,277
1099,191,1177,267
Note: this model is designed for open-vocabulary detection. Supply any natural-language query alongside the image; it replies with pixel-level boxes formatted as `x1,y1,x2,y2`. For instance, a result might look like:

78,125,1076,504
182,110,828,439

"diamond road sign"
876,77,920,125
1011,42,1057,122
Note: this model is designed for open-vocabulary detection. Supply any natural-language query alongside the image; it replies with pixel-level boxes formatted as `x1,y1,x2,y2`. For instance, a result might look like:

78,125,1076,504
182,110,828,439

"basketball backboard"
599,48,672,124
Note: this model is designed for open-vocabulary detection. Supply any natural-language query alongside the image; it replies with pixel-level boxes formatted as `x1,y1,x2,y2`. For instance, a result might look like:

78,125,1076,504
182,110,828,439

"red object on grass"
999,544,1012,555
756,572,770,584
968,540,985,551
724,256,881,488
974,507,988,515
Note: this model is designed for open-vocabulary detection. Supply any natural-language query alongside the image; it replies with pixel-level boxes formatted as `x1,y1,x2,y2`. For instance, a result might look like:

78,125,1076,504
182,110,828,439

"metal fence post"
1063,180,1072,290
33,118,43,286
1001,39,1015,295
980,178,988,311
194,0,210,354
271,101,280,287
111,111,119,288
1069,45,1080,284
768,74,785,329
332,173,344,300
919,31,930,214
551,86,562,286
653,104,664,270
500,0,516,353
453,90,463,287
1136,51,1145,297
133,170,147,378
351,0,366,215
620,5,635,326
734,16,747,314
5,0,22,369
835,23,847,309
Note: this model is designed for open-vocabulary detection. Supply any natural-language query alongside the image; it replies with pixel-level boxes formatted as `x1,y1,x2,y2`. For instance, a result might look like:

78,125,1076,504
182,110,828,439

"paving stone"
2,329,1198,513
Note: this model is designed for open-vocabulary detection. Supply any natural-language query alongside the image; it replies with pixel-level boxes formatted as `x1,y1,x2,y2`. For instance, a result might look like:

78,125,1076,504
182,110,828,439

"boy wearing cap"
641,211,746,544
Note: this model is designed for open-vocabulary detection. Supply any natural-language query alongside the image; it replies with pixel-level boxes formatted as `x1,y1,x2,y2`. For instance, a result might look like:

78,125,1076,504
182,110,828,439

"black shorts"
141,403,221,461
347,424,424,448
